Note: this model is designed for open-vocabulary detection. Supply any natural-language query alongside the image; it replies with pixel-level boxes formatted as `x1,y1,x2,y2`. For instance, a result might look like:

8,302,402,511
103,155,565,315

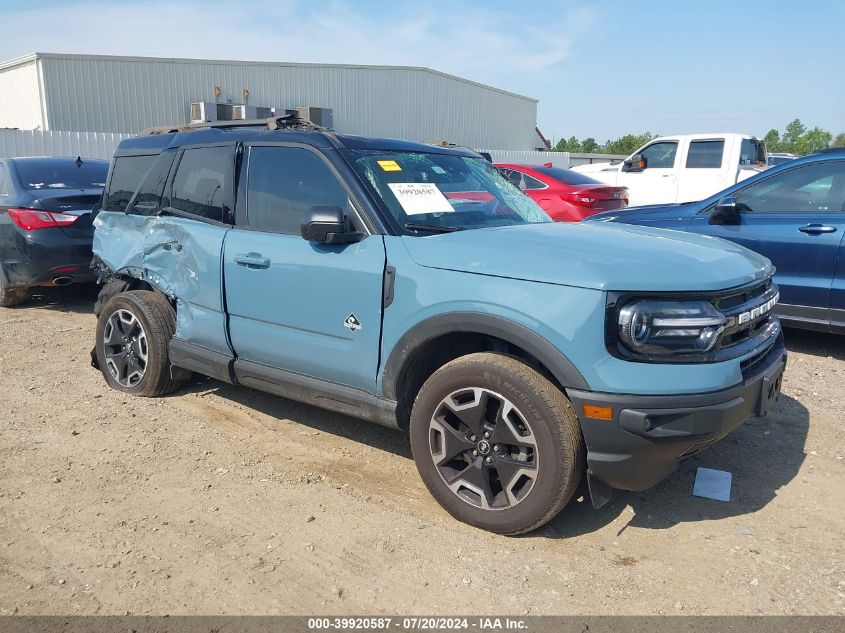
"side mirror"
621,154,646,172
709,196,741,225
300,206,364,244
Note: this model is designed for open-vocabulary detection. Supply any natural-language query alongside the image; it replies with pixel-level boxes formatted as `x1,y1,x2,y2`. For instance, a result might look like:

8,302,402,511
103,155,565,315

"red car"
496,163,629,222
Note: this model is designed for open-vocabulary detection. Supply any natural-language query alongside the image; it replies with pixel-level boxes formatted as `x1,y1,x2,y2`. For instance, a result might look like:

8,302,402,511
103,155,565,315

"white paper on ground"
692,467,732,501
388,183,454,215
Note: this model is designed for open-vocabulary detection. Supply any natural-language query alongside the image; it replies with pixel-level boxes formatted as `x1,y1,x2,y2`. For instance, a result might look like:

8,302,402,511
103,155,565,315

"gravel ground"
0,286,843,615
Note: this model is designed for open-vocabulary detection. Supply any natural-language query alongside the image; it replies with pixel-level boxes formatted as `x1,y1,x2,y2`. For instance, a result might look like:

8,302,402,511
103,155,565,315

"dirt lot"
0,286,843,616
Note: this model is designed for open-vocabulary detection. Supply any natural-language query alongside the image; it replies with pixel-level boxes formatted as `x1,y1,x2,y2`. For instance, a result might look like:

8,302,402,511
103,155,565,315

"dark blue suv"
589,149,845,334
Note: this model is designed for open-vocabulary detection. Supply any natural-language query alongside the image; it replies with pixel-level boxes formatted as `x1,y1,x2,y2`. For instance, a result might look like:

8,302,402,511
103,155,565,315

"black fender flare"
381,312,589,401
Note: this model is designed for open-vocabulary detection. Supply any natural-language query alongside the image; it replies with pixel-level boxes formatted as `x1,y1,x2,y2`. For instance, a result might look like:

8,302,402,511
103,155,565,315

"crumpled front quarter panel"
92,211,149,276
93,212,230,354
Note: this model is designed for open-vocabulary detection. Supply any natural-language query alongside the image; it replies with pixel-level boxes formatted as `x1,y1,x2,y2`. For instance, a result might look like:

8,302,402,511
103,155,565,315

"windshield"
15,159,108,191
344,150,550,233
739,139,767,167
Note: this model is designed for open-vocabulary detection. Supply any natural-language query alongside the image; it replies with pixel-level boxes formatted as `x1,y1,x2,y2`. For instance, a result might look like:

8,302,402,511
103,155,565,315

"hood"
401,222,772,292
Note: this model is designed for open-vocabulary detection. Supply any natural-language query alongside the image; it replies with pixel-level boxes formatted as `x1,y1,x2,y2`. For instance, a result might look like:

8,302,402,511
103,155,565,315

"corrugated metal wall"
0,57,44,130
35,54,538,149
0,129,129,160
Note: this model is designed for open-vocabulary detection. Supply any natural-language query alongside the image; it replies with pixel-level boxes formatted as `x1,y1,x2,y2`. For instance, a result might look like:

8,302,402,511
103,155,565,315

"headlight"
618,300,727,356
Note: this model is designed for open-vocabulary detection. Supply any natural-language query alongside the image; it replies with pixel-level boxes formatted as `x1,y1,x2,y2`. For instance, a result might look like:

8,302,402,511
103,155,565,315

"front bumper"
568,334,787,494
1,228,94,289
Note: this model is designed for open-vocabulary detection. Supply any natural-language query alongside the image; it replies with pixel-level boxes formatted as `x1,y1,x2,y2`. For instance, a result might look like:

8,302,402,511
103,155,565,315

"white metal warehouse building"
0,52,542,150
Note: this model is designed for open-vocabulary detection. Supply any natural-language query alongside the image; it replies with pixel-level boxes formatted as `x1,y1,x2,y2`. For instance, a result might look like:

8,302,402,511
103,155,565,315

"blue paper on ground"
692,467,732,501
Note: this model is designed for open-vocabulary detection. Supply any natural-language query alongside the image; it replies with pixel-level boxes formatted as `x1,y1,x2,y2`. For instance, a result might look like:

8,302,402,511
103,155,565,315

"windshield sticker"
377,160,402,172
387,183,454,215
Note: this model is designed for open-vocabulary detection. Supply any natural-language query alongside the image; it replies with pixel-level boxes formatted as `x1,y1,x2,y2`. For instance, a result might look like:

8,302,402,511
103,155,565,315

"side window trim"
0,163,9,197
163,143,237,226
240,142,371,236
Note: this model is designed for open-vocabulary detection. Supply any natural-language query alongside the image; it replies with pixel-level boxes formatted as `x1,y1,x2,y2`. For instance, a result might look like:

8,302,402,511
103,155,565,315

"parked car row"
5,122,838,535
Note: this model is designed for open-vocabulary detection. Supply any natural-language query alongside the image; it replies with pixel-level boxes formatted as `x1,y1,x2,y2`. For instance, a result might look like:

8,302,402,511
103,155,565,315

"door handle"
799,224,837,235
234,252,271,269
161,240,182,252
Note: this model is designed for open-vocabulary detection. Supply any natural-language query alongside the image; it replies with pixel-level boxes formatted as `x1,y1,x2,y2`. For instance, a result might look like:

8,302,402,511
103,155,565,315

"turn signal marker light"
582,404,614,420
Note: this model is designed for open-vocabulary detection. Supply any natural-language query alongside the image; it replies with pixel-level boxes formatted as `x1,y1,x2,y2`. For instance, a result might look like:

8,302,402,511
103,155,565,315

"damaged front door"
144,144,236,355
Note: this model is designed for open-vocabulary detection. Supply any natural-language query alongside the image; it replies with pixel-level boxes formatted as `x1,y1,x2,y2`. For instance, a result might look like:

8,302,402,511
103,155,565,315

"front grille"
714,278,779,356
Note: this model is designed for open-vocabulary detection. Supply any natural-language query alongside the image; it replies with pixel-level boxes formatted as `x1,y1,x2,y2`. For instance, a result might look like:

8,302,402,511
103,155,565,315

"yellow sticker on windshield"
378,160,402,172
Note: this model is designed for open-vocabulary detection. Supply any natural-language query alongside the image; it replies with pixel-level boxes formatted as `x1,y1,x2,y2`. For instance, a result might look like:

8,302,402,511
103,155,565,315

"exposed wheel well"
94,277,165,317
393,332,564,430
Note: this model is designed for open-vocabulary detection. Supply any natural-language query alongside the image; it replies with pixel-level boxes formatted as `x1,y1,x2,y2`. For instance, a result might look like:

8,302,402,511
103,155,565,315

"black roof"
114,126,481,158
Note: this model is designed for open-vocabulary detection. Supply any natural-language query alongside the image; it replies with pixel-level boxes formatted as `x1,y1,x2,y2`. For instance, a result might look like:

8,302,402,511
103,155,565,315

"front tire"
410,353,584,535
95,290,179,397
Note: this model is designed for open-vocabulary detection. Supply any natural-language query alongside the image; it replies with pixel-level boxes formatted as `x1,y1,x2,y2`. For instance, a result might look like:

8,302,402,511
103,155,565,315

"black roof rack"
140,112,326,136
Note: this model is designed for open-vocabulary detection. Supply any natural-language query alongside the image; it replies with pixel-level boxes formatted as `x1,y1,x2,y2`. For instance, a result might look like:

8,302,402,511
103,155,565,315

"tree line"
552,119,845,156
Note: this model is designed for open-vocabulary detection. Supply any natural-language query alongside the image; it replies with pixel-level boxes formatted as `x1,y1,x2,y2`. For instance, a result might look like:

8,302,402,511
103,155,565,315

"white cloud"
0,0,599,89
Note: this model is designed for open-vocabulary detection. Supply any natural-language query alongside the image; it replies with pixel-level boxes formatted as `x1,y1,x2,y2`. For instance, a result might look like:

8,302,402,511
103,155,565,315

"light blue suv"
90,116,786,534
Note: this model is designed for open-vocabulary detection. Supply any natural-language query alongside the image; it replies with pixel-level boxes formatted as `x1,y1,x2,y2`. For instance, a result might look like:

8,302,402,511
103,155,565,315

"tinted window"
246,147,349,234
126,153,176,215
533,166,602,185
15,159,108,191
737,161,845,213
640,142,677,169
686,140,724,168
105,155,156,212
171,147,231,221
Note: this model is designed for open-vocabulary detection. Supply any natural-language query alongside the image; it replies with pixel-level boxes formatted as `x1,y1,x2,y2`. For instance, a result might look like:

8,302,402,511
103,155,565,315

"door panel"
224,231,386,390
619,141,679,206
223,143,386,392
676,138,729,203
144,216,230,353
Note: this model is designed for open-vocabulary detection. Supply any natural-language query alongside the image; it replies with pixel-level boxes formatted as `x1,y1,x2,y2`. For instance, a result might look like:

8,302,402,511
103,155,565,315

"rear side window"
170,147,232,222
126,153,176,215
105,155,156,212
534,166,602,186
246,146,349,234
686,140,724,168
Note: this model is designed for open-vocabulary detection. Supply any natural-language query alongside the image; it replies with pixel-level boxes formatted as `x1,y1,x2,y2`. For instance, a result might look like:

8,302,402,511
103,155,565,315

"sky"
0,0,842,143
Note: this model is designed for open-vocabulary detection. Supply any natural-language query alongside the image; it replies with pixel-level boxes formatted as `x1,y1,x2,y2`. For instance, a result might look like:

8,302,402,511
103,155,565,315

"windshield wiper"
404,223,460,234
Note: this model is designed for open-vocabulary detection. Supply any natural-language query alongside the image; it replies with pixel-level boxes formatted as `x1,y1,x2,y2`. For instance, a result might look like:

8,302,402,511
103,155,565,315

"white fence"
479,150,627,168
0,129,130,160
480,149,572,168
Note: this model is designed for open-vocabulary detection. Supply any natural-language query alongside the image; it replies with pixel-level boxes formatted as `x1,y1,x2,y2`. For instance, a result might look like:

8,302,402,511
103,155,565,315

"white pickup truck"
572,133,767,206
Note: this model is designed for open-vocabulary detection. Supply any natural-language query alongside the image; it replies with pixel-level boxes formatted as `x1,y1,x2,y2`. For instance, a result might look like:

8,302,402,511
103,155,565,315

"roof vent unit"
232,105,273,120
296,107,334,129
191,102,235,123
